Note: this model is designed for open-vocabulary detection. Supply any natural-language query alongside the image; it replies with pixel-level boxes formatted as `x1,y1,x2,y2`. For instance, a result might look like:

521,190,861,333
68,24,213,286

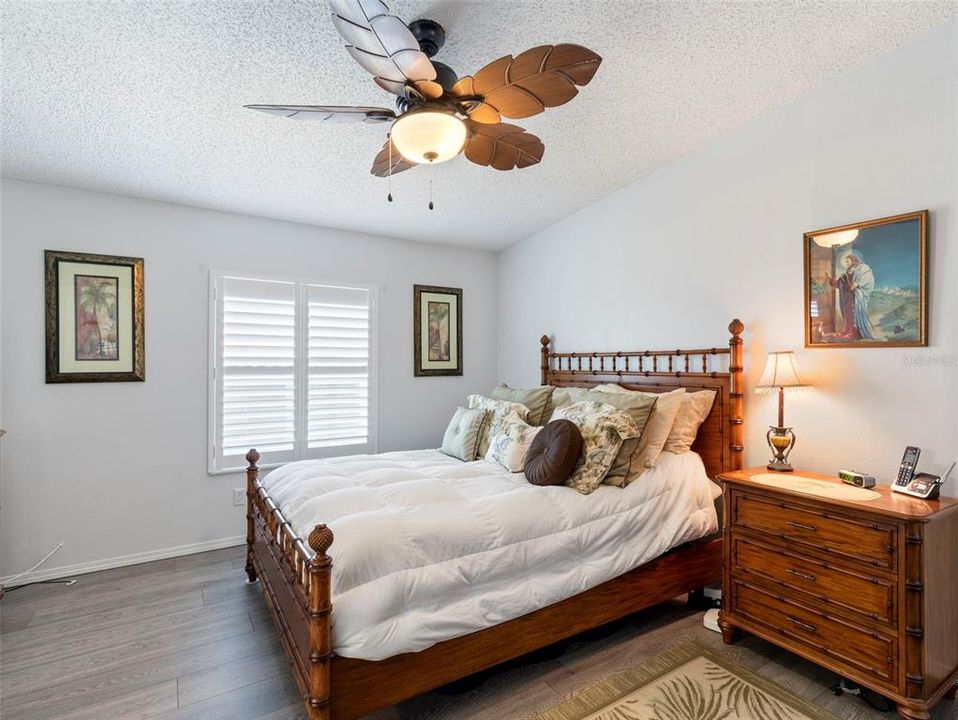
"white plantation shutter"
210,273,376,473
307,285,372,451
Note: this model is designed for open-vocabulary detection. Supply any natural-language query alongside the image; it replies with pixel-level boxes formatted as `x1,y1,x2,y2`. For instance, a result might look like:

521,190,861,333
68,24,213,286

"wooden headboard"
540,319,745,479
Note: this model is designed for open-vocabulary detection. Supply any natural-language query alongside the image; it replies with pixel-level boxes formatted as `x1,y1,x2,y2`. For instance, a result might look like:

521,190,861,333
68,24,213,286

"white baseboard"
0,536,245,588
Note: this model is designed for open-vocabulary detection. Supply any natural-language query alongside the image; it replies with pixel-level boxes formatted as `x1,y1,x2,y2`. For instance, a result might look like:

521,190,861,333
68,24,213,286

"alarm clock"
838,469,876,488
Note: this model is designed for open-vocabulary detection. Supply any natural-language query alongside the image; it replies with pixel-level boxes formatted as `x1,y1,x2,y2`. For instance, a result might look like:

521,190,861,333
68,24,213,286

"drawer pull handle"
787,569,816,582
787,616,817,633
786,521,817,532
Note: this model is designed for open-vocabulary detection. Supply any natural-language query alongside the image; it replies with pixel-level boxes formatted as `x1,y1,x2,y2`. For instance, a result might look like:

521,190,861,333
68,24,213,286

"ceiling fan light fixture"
390,111,466,165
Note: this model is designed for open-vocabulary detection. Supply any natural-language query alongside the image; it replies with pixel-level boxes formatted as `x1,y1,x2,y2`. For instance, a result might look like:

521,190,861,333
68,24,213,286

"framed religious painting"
45,250,145,382
804,210,927,348
413,284,462,376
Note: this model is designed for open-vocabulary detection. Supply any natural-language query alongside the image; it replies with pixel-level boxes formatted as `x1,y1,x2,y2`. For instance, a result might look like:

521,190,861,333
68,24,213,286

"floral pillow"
550,401,639,494
485,413,543,472
467,394,531,457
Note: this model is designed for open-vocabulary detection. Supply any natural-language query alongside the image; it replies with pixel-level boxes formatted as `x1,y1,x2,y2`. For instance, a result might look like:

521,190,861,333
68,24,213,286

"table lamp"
756,351,809,472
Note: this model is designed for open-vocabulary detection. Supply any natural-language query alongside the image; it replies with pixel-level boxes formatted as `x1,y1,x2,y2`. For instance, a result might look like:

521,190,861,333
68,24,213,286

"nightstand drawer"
730,536,896,626
731,492,898,570
731,580,898,687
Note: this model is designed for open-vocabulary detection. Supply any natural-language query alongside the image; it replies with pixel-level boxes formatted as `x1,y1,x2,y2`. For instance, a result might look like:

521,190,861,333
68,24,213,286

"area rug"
533,640,839,720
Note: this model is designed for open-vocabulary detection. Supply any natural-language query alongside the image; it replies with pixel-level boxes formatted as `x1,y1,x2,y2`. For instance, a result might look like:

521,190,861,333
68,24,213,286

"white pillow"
467,394,531,457
485,413,542,472
663,390,717,454
593,385,686,485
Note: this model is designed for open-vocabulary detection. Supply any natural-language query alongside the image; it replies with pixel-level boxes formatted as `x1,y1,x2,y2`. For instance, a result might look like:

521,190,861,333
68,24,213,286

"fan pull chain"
429,178,434,211
387,133,393,203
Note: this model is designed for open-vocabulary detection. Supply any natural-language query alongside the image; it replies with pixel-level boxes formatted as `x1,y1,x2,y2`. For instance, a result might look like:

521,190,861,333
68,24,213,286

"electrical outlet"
233,489,246,507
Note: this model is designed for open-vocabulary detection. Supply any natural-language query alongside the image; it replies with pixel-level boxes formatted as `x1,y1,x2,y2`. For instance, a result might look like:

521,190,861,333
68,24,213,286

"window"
209,272,377,473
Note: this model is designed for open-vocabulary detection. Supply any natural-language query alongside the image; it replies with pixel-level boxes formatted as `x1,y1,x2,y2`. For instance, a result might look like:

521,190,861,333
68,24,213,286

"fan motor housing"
408,19,445,57
431,61,458,93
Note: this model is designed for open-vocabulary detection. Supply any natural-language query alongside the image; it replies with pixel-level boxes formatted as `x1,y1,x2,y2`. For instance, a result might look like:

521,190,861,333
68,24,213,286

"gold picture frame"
413,284,462,376
45,250,145,382
804,210,927,348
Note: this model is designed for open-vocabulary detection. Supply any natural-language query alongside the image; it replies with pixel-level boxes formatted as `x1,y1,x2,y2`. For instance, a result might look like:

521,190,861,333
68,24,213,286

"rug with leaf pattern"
533,641,839,720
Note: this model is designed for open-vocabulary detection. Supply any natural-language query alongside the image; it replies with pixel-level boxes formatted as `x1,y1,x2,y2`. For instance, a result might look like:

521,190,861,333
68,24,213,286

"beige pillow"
550,401,638,495
663,390,717,454
484,414,542,472
490,384,555,426
594,385,687,486
467,394,531,457
545,386,592,420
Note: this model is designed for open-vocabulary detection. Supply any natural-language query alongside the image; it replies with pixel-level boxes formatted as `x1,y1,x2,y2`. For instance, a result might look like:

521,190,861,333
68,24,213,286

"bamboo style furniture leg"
717,612,740,645
896,707,931,720
245,449,260,584
306,524,335,720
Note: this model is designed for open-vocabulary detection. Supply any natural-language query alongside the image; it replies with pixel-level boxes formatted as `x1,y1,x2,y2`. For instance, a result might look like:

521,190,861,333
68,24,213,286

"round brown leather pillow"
523,419,583,486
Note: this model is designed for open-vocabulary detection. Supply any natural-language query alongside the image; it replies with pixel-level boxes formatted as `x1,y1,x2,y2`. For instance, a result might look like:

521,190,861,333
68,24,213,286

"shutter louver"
307,285,371,451
219,277,296,461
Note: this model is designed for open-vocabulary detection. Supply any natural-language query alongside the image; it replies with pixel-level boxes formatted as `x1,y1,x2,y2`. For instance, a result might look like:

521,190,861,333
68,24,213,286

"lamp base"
766,425,796,473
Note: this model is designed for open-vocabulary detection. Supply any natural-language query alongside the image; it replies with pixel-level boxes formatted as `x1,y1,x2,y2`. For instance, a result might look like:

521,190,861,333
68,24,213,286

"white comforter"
262,449,720,660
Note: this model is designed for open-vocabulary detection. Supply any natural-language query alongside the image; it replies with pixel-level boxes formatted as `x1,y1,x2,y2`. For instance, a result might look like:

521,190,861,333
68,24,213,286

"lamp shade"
390,110,467,165
756,351,808,390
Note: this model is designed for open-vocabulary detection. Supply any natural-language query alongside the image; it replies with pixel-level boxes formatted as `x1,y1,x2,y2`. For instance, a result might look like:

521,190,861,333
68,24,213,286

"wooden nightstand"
717,467,958,720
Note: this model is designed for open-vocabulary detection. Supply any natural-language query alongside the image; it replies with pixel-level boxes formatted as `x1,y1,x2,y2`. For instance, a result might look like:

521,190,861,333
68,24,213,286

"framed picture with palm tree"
45,250,145,382
413,284,462,376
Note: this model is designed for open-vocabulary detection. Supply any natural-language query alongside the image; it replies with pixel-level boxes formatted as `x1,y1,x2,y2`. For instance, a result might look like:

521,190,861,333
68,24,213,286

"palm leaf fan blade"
370,138,416,177
454,44,602,120
330,0,437,96
463,121,543,171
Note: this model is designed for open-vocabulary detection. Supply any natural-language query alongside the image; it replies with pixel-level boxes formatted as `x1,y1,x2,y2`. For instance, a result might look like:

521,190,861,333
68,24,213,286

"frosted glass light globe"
811,228,859,247
390,111,466,164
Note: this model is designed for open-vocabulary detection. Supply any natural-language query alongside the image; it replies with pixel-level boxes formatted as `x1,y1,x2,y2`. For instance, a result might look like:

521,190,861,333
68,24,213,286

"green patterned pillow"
550,401,639,494
466,394,531,457
485,413,543,472
548,387,657,482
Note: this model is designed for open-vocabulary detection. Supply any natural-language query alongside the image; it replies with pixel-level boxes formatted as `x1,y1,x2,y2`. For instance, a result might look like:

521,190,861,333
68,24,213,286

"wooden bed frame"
244,319,745,720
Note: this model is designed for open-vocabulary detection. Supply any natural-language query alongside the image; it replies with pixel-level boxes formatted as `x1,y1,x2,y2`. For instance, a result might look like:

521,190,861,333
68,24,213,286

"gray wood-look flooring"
1,546,954,720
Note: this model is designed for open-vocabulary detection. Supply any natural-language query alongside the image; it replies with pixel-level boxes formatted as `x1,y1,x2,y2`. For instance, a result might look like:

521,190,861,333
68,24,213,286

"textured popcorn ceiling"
2,1,954,250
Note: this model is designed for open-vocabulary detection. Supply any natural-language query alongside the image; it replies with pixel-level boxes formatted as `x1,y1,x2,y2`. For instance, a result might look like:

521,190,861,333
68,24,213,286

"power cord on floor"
2,578,77,594
0,542,68,600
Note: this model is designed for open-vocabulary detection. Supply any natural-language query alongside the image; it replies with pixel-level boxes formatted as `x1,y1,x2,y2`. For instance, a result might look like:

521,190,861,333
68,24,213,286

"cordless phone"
896,446,920,488
892,445,955,500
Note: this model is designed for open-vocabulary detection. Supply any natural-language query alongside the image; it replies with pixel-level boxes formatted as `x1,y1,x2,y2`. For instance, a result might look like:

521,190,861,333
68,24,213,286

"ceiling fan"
246,0,602,180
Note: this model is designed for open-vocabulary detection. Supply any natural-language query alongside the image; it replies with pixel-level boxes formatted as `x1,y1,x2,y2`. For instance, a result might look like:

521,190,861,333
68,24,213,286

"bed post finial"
308,524,335,557
244,449,260,584
540,334,551,386
728,320,745,470
307,524,334,719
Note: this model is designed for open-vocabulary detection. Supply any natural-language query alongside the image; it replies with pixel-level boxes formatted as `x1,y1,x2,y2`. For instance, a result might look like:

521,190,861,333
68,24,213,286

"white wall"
499,19,958,477
0,180,498,578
